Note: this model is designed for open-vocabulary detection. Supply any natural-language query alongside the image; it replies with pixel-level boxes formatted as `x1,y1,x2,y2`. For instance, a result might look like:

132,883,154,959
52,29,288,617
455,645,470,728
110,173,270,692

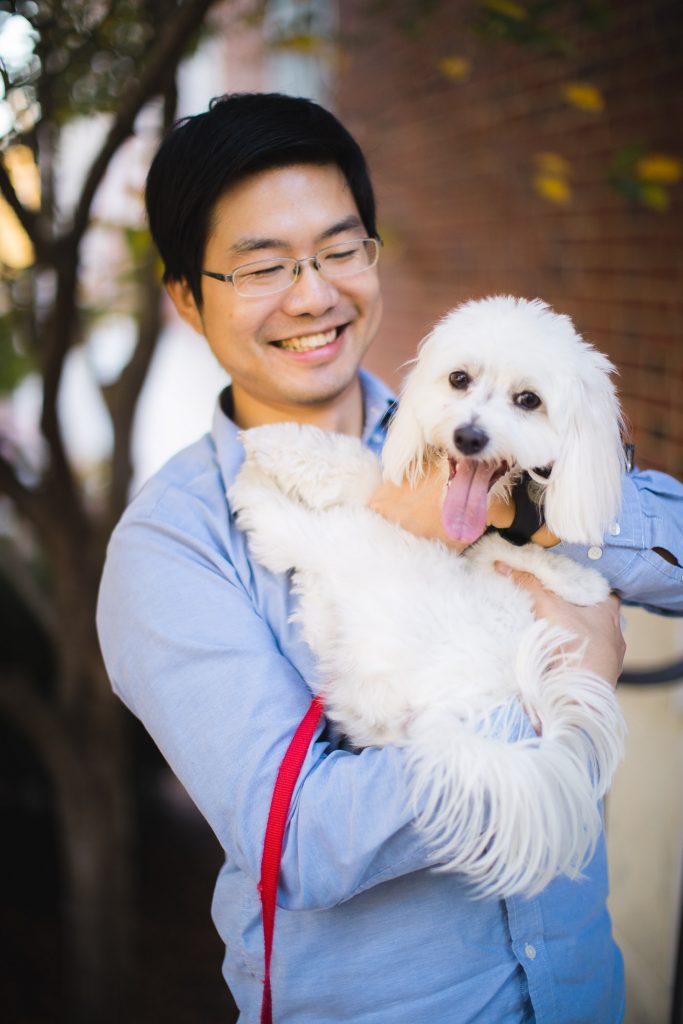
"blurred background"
0,1,681,1022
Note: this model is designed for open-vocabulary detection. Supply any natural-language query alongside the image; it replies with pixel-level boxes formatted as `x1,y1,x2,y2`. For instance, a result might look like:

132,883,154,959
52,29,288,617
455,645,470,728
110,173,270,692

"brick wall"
336,0,683,476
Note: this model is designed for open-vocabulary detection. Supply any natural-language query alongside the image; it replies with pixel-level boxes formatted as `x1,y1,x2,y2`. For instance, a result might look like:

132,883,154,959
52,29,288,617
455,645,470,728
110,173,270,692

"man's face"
168,163,383,428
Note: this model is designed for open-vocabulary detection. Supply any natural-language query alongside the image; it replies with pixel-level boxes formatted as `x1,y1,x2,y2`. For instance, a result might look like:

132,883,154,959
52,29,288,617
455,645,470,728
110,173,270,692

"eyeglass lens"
232,238,379,296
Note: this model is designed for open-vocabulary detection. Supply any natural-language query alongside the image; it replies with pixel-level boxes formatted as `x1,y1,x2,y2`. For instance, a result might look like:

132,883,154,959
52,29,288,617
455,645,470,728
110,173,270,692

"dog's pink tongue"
442,460,494,544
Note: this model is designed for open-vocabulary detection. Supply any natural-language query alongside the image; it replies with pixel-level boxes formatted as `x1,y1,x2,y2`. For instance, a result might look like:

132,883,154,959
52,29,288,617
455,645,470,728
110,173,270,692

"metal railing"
620,659,683,685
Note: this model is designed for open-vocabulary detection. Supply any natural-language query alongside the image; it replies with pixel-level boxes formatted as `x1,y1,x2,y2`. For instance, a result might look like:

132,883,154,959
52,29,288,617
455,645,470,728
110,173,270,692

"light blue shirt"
97,370,683,1023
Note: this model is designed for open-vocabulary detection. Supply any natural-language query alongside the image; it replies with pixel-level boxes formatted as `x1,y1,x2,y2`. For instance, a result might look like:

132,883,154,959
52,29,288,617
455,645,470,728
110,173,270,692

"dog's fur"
229,296,627,899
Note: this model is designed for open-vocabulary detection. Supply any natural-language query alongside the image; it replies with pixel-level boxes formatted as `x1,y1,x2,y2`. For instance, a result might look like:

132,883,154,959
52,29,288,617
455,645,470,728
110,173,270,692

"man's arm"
371,466,683,615
97,508,443,912
553,468,683,616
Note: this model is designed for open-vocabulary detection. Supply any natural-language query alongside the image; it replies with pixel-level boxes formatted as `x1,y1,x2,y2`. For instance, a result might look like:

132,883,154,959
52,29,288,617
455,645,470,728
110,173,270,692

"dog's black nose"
454,424,489,456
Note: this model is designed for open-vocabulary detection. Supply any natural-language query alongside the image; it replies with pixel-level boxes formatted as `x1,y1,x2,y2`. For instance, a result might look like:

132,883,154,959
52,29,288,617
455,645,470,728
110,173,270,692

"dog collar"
491,442,634,547
490,471,547,547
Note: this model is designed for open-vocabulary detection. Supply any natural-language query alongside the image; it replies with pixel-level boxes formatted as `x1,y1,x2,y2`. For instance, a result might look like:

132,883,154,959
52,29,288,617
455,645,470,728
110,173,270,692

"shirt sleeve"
96,499,444,913
555,468,683,616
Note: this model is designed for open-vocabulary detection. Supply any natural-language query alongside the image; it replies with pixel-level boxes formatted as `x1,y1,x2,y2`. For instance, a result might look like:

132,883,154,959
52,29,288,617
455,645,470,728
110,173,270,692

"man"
97,93,682,1022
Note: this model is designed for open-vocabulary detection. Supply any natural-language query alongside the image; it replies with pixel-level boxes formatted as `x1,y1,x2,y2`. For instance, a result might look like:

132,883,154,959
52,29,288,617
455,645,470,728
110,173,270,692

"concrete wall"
609,608,683,1023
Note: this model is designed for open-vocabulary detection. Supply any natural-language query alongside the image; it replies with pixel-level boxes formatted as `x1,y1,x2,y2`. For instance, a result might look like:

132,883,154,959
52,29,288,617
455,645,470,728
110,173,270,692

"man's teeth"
275,328,338,351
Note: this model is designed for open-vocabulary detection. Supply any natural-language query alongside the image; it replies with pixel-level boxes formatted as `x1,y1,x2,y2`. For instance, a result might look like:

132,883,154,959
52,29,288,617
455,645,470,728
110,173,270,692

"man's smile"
269,324,347,352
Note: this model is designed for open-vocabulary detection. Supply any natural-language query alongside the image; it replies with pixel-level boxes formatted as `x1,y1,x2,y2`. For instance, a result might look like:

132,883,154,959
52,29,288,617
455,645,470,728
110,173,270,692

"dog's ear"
381,361,428,485
542,350,626,545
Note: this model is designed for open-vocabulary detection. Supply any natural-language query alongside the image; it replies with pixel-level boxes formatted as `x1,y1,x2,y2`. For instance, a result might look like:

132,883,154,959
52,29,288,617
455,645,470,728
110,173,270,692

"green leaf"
0,313,35,391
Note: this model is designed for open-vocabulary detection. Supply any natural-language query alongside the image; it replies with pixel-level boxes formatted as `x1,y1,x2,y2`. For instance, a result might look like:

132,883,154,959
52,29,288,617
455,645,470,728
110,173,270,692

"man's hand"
369,465,466,548
496,563,625,688
370,464,559,549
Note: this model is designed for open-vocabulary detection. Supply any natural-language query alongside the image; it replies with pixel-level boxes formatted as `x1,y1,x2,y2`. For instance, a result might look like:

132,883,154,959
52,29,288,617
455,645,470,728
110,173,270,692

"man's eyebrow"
231,236,288,255
318,214,364,241
230,215,365,256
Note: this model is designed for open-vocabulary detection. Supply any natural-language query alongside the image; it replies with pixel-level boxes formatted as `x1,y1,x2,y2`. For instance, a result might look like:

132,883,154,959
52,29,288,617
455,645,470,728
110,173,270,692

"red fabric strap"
259,695,324,1024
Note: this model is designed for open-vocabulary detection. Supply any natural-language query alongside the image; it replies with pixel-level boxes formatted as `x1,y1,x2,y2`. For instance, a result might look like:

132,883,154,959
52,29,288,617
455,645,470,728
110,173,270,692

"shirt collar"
211,368,397,488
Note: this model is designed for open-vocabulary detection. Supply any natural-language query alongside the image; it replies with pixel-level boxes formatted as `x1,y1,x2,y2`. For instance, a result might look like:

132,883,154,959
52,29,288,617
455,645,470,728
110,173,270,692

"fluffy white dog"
229,296,628,899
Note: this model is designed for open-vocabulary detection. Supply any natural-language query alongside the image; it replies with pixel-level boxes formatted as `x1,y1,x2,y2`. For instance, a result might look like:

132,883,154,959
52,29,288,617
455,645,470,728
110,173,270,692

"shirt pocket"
626,549,683,614
640,547,683,583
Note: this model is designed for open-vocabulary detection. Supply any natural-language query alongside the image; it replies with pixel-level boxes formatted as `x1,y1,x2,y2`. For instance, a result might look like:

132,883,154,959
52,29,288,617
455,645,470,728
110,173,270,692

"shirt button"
608,522,621,536
587,546,603,560
524,943,537,960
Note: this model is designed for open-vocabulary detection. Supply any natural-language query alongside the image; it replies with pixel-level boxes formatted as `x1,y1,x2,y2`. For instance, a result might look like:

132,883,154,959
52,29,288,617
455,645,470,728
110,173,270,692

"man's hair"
145,92,378,305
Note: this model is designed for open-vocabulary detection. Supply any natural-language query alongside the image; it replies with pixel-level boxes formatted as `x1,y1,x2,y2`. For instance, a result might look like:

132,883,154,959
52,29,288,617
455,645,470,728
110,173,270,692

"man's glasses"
202,237,381,298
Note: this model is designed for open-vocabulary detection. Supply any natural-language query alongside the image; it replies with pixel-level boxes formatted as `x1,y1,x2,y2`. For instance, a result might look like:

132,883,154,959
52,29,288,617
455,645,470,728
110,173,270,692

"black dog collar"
492,442,634,547
492,471,547,547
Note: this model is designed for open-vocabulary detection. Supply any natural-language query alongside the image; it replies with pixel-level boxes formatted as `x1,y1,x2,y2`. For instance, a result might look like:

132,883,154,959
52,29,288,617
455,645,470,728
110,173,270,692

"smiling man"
97,93,683,1023
166,162,383,433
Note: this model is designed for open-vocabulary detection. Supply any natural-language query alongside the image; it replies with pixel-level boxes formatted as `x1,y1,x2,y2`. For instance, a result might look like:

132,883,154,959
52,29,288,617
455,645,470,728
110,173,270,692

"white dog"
229,296,628,899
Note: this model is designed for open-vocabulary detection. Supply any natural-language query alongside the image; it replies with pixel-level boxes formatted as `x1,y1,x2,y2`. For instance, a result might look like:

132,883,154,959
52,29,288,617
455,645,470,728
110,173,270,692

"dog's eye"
514,391,542,411
449,371,471,390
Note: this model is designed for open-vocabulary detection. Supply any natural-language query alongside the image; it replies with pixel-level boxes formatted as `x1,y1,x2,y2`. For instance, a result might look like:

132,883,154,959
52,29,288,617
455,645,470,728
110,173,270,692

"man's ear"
165,278,205,336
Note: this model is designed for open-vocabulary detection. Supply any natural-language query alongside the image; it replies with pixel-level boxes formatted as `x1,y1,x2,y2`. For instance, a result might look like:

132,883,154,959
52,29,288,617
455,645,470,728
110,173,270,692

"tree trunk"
0,4,228,1017
0,656,135,1022
52,544,135,1022
53,689,134,1023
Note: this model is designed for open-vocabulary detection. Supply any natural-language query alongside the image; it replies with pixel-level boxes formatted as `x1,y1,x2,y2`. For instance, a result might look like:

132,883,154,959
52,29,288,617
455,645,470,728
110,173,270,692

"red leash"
259,695,324,1024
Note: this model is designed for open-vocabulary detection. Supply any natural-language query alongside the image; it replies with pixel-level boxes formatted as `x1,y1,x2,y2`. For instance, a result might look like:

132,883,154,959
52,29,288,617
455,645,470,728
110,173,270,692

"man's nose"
280,260,339,316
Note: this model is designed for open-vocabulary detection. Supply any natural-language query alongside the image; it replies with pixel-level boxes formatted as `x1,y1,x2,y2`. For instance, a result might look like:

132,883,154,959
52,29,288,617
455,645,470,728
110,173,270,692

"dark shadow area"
1,713,239,1024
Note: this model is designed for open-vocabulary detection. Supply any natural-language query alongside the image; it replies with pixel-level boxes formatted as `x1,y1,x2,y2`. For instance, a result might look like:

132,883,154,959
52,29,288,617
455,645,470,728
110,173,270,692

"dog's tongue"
442,460,496,544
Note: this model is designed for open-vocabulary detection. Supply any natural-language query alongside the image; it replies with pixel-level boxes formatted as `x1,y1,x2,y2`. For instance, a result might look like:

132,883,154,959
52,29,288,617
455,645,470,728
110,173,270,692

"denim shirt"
97,369,683,1023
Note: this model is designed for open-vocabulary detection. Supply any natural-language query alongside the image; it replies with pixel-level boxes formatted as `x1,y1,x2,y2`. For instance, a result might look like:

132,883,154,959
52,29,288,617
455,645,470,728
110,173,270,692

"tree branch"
37,248,91,542
36,0,218,533
102,79,178,530
0,673,70,776
103,252,164,529
0,448,65,558
69,0,221,248
0,539,58,640
0,449,45,526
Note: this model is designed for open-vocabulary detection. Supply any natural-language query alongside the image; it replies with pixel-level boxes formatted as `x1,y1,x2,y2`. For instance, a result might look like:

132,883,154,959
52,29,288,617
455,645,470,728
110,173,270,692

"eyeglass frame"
201,236,382,297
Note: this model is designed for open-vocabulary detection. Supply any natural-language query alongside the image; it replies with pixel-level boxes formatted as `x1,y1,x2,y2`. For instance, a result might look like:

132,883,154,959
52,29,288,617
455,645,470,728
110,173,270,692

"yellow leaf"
636,154,682,185
482,0,527,19
436,56,472,81
0,198,35,269
640,183,669,212
4,144,40,209
533,175,572,205
0,145,39,269
273,33,323,54
562,81,605,114
534,152,571,178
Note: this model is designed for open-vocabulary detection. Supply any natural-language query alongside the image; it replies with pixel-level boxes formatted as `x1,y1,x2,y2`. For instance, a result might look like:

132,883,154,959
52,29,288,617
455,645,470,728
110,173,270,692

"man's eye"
323,246,358,262
449,370,471,390
514,391,542,411
247,264,285,278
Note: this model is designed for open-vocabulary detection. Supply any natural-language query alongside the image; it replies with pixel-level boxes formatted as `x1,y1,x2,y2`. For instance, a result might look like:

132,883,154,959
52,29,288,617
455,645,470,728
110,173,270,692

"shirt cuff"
555,469,683,616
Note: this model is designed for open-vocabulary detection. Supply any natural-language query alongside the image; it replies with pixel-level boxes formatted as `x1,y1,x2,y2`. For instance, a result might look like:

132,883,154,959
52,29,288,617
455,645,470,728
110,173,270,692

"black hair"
145,92,378,306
